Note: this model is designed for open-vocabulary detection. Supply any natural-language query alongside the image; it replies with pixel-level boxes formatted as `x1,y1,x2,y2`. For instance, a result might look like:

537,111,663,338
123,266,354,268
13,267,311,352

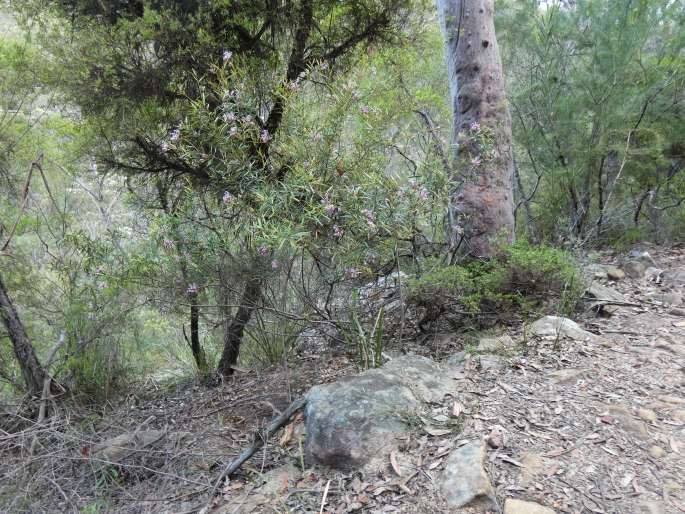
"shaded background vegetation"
1,0,683,403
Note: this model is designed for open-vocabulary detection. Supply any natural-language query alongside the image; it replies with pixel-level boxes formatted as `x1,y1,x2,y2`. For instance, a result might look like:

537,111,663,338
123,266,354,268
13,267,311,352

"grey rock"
504,499,556,514
622,260,647,279
645,267,664,282
304,355,458,472
627,249,657,267
585,282,626,316
640,501,666,514
440,440,496,509
585,263,613,279
529,316,599,343
547,368,588,384
446,351,467,366
662,267,685,286
646,291,683,306
477,334,515,353
479,354,507,371
607,267,625,280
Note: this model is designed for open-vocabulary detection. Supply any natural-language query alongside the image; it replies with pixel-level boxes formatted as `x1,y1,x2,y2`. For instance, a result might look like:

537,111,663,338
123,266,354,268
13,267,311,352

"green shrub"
344,304,385,370
240,311,301,368
407,240,584,328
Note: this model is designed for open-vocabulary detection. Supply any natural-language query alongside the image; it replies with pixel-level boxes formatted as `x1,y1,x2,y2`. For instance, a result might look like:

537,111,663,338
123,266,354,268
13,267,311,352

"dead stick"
206,397,306,503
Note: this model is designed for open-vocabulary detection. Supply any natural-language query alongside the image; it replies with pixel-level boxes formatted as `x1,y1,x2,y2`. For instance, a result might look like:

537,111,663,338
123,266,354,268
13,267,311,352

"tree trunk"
187,294,208,375
438,0,515,259
217,277,261,378
0,272,45,396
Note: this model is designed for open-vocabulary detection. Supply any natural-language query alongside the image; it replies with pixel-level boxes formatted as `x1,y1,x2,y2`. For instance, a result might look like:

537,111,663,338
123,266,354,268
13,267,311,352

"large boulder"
304,355,458,472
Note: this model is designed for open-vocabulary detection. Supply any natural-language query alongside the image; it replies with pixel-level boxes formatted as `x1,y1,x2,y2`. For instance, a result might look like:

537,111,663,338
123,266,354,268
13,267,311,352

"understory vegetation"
0,0,682,410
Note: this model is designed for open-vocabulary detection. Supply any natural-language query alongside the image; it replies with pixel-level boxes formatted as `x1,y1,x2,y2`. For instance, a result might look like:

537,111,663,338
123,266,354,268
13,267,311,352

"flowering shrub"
162,53,446,285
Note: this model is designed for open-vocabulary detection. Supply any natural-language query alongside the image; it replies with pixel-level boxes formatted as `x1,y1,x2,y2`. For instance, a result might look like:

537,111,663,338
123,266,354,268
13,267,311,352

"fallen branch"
205,397,307,506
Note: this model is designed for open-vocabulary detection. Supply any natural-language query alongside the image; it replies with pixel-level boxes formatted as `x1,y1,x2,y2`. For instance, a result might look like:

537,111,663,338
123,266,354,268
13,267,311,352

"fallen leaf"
279,422,295,446
389,450,402,477
424,426,452,436
452,401,464,417
620,472,635,488
497,454,524,467
600,415,615,424
428,458,443,470
670,436,681,454
545,463,560,477
223,481,244,492
544,447,568,458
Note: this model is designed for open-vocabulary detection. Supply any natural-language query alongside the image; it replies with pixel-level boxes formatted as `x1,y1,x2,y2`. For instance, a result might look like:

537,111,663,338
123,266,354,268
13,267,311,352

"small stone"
446,351,467,366
657,395,685,405
607,268,625,280
479,354,506,371
647,291,683,306
672,410,685,423
477,334,515,353
638,408,657,423
622,260,646,279
648,445,666,459
504,498,556,514
670,307,685,317
440,441,496,509
529,316,599,343
486,425,506,449
640,500,666,514
547,368,587,384
662,267,685,286
603,404,649,440
628,249,657,267
519,452,544,486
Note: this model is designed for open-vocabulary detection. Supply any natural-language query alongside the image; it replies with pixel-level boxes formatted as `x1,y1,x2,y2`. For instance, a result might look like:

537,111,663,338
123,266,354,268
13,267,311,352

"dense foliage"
1,0,683,400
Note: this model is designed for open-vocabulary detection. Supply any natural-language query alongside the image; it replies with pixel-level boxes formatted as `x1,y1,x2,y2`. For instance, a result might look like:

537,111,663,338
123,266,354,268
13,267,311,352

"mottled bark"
438,0,515,258
0,273,45,396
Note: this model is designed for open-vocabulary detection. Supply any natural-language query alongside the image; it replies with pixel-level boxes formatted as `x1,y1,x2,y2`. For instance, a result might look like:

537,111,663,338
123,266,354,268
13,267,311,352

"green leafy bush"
407,240,584,328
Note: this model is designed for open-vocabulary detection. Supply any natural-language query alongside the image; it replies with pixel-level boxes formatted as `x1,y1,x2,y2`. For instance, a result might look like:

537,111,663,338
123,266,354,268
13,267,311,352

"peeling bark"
438,0,515,258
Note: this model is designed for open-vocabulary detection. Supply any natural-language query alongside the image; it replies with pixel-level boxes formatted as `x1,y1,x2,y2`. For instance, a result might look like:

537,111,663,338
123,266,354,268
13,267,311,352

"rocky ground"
3,246,684,514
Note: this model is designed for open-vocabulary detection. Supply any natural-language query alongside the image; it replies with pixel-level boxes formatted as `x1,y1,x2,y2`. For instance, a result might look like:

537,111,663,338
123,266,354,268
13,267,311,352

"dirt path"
453,249,685,514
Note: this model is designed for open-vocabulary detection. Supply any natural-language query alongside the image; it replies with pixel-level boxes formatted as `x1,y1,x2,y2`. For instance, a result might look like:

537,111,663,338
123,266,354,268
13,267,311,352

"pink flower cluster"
345,267,360,279
321,195,338,215
361,208,376,229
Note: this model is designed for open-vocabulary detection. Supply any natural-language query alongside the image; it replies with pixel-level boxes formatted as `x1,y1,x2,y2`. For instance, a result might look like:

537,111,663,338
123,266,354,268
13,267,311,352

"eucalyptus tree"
437,0,515,259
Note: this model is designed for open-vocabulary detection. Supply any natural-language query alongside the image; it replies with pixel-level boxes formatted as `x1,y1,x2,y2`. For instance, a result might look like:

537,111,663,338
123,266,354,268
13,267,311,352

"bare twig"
205,397,306,505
